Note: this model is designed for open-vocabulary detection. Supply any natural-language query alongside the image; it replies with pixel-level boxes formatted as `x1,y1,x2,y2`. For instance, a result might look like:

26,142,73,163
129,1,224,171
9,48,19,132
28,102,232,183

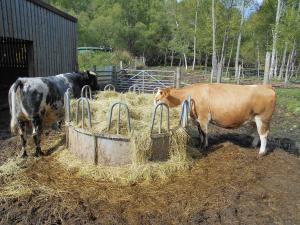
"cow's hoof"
19,151,28,158
34,148,44,157
258,152,267,158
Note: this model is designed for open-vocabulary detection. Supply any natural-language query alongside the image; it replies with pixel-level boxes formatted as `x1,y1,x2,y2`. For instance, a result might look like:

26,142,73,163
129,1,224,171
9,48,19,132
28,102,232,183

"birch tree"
211,0,218,82
234,0,245,81
192,0,199,70
269,0,282,80
278,42,287,80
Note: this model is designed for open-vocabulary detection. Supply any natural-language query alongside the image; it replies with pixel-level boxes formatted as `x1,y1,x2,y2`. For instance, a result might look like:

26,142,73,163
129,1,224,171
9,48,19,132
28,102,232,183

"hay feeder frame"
65,87,176,166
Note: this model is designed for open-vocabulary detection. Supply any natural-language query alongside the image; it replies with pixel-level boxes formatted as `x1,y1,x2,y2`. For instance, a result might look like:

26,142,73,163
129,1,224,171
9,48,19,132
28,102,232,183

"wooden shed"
0,0,77,92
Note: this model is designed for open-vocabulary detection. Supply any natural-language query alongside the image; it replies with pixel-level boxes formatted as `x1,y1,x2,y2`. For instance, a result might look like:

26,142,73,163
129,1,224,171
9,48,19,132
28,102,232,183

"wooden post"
264,52,271,84
120,61,123,70
112,66,117,87
175,67,181,88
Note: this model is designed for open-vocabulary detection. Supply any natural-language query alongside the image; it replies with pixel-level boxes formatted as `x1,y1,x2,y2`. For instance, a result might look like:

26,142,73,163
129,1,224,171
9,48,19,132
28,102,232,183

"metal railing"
117,69,175,93
76,97,92,128
64,88,71,123
179,96,191,128
104,84,116,91
128,84,141,94
108,102,131,135
150,102,170,134
81,85,92,99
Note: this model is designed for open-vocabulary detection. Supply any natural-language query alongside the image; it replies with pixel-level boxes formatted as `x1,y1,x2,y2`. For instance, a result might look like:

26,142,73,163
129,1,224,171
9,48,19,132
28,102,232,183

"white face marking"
154,89,162,105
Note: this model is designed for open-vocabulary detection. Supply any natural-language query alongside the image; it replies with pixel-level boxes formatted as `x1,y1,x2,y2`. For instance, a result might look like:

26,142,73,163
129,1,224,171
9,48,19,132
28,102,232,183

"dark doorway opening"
0,37,33,108
0,37,33,139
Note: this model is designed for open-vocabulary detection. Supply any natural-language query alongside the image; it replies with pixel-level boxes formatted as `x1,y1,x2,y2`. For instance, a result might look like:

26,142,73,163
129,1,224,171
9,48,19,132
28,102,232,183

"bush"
78,50,133,71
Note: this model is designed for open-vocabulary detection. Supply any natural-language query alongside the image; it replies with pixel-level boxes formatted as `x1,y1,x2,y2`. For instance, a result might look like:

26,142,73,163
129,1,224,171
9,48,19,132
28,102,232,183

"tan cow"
154,83,276,156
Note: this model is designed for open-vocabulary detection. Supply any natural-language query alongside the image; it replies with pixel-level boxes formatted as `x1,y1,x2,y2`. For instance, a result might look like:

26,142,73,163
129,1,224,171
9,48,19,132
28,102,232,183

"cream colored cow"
154,83,276,156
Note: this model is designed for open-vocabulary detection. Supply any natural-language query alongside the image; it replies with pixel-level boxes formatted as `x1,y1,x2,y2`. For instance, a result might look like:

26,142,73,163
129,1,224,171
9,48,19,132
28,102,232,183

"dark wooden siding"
0,0,77,76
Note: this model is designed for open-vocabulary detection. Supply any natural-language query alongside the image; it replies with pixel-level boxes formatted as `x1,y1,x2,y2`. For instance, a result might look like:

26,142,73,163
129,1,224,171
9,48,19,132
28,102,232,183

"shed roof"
28,0,77,22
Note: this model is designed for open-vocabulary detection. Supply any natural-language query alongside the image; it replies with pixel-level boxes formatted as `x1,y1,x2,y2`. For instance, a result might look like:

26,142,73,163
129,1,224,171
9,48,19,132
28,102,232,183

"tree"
234,0,245,82
211,0,218,82
269,0,282,80
192,0,200,70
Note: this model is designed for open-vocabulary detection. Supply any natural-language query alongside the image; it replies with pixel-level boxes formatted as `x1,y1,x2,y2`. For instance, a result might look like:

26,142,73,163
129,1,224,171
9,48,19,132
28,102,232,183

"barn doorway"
0,37,33,139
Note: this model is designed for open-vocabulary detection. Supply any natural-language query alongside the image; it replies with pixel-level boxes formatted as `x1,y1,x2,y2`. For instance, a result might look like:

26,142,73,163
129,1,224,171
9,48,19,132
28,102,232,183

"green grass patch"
78,50,132,71
276,88,300,116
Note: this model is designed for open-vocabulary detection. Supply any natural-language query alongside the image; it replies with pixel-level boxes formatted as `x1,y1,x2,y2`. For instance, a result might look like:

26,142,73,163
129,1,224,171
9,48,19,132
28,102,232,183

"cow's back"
206,84,276,128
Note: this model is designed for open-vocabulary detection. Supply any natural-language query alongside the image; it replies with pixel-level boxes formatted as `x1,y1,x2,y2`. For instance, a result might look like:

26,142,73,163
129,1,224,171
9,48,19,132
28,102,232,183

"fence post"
120,61,123,70
112,66,117,87
176,67,181,88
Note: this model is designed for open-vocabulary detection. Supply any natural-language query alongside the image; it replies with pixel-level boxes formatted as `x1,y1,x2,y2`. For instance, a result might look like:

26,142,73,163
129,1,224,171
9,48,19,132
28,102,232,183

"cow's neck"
168,88,189,107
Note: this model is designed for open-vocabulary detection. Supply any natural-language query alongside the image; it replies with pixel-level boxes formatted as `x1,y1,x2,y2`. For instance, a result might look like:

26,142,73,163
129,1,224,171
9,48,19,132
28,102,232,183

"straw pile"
69,91,190,164
70,91,181,135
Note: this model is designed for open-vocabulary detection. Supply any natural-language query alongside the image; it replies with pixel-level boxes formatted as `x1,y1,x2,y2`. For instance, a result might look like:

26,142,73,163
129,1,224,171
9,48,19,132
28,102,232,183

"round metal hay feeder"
64,88,187,166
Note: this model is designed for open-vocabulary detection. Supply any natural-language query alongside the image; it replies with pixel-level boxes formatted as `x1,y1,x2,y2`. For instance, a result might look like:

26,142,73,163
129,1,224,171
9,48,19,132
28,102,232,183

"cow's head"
154,87,184,107
84,70,98,90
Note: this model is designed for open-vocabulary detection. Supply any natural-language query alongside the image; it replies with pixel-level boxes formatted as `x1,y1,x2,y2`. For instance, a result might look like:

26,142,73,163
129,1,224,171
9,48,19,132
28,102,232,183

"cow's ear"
164,87,171,96
87,70,97,76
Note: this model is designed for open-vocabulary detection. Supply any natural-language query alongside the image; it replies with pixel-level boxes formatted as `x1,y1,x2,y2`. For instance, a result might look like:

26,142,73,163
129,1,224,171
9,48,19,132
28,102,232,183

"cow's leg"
250,122,260,147
255,116,269,156
197,119,209,151
32,115,43,157
18,120,27,157
197,123,205,148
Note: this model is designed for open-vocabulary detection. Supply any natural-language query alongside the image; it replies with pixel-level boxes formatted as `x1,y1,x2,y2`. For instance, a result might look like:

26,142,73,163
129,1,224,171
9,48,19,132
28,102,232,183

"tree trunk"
198,52,202,68
241,60,244,79
288,44,296,80
183,53,188,70
264,52,271,84
284,52,291,88
164,49,167,66
211,0,218,82
170,50,174,67
257,43,260,78
226,41,234,77
217,34,227,83
274,52,278,78
278,42,287,80
192,0,199,71
204,53,208,75
269,0,282,79
234,0,245,80
237,65,242,84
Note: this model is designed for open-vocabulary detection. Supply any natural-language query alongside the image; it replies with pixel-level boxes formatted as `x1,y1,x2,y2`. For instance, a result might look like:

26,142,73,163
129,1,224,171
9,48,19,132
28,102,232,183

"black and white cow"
9,71,98,157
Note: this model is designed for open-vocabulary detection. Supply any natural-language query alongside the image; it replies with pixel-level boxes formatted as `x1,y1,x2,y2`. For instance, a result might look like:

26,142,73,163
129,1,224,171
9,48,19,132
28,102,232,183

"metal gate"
116,69,176,93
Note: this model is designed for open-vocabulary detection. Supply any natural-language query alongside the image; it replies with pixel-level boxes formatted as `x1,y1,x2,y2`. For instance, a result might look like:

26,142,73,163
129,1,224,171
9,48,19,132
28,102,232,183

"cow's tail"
9,79,23,134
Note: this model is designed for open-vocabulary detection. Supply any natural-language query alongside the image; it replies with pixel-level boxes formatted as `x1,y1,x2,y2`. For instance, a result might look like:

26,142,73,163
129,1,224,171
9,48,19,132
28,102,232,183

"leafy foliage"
45,0,300,67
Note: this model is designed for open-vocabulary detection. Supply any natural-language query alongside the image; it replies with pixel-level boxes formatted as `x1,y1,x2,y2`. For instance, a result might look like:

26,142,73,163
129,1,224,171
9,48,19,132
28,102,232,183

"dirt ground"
0,103,299,225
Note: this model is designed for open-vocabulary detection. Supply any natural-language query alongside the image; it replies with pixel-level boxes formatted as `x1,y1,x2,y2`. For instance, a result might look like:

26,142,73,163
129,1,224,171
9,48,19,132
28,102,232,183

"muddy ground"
0,104,299,224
